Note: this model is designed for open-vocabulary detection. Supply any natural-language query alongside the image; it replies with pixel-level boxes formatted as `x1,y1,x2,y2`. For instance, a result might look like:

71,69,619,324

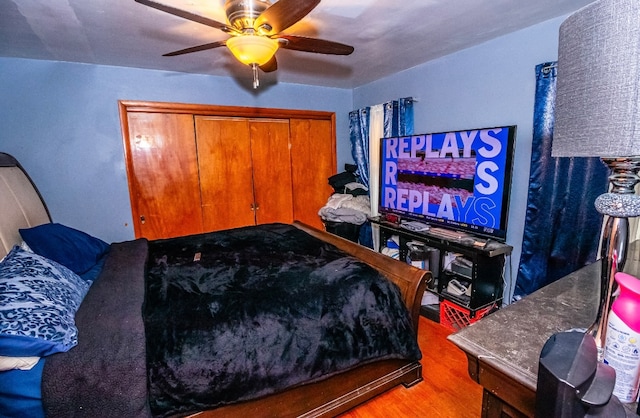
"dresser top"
449,240,640,387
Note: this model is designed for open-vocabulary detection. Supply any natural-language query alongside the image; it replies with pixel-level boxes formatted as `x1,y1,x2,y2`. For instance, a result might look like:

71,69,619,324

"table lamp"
552,0,640,359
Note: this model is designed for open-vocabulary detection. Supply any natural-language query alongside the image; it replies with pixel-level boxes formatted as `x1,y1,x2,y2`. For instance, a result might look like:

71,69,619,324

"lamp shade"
226,35,278,66
552,0,640,158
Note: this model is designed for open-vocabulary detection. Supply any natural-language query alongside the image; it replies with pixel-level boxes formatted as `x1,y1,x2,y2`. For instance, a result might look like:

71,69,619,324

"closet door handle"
250,203,260,211
140,215,146,224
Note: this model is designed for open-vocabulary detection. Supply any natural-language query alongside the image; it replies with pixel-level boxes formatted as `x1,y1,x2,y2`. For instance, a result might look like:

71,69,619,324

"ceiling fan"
134,0,355,88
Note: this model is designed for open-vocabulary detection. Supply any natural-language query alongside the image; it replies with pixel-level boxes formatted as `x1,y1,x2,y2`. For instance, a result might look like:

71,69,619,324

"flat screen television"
378,125,516,241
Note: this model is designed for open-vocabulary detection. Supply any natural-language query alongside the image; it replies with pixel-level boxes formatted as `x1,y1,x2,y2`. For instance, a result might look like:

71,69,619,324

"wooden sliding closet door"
249,119,294,225
196,117,255,231
124,113,203,240
290,119,335,229
195,117,293,232
121,101,337,240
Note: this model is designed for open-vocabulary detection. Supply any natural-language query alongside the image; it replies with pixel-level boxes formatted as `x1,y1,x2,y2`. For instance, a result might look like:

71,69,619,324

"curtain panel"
349,98,414,249
514,62,608,299
349,98,415,189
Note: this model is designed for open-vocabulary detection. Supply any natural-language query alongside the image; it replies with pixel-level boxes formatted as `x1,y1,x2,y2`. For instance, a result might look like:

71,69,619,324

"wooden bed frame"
0,153,51,258
193,223,430,418
0,152,430,418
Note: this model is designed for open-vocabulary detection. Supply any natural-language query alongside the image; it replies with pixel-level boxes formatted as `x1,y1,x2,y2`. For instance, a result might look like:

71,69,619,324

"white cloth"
338,195,371,214
319,194,371,225
0,356,40,371
324,194,353,210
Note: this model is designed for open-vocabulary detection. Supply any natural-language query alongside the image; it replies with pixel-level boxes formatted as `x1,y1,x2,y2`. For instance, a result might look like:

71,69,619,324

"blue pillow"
0,359,45,418
79,255,107,284
19,223,110,275
0,247,90,357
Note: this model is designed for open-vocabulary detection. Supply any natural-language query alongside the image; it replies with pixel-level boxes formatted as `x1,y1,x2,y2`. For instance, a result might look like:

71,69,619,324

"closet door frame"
120,100,337,122
119,100,337,238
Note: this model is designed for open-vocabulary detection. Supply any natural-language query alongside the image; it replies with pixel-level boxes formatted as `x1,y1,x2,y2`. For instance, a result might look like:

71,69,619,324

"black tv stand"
369,216,513,329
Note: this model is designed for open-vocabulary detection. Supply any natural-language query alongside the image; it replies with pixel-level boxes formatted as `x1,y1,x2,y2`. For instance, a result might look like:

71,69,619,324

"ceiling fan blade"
277,35,354,55
134,0,237,34
163,41,227,57
259,56,278,73
254,0,320,36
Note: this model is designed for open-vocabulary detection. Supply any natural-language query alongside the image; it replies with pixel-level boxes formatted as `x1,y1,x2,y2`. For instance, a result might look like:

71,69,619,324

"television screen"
379,125,516,241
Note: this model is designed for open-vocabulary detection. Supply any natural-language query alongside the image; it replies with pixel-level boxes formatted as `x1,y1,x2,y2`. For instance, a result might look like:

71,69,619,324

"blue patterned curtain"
514,62,608,298
383,97,415,140
349,98,413,249
349,107,371,187
349,97,414,188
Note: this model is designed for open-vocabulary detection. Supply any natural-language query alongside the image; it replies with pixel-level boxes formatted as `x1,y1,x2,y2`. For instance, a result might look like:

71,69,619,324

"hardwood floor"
339,316,483,418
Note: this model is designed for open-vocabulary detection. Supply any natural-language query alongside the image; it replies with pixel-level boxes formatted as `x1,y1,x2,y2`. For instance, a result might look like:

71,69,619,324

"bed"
0,152,430,418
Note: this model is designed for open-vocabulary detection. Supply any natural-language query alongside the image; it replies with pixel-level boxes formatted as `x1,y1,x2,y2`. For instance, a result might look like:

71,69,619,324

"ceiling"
1,0,595,89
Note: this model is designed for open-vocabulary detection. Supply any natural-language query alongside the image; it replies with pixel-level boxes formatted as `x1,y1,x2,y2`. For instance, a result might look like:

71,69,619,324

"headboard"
0,153,51,259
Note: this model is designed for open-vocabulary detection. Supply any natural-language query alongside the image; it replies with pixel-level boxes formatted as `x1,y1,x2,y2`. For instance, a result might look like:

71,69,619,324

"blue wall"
1,15,569,301
353,16,567,301
0,59,352,243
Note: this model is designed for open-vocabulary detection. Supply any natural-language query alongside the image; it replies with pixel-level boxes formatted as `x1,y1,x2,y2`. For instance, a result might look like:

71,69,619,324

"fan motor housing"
225,0,272,31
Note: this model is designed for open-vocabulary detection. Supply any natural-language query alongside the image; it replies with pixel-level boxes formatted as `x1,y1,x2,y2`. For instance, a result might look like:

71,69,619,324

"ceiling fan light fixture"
226,34,279,66
137,0,352,89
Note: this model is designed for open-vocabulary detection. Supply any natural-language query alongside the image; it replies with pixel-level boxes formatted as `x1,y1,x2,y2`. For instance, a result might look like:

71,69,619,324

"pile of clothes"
318,185,370,225
318,166,374,246
319,166,371,226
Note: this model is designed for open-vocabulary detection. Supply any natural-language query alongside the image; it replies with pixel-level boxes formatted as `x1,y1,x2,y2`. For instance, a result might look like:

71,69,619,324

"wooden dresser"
448,243,640,417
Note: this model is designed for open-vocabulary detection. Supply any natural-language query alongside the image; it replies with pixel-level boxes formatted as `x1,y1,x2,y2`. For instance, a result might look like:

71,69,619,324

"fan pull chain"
251,63,260,89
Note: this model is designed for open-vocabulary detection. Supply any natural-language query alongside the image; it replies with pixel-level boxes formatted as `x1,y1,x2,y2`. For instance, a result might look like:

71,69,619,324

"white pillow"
19,240,33,253
0,355,40,371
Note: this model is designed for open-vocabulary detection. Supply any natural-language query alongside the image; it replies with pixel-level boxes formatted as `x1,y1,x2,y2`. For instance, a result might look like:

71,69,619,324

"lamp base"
595,157,640,217
587,156,640,360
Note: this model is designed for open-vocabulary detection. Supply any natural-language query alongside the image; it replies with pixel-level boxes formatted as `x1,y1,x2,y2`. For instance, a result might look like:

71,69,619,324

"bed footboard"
193,360,423,418
292,221,431,334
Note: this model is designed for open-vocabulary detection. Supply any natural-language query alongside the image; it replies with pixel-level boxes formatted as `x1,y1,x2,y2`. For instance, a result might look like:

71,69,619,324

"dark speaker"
535,331,625,418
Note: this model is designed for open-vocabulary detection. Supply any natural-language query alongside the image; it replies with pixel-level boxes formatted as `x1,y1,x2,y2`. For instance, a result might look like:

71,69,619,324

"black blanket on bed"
144,223,421,417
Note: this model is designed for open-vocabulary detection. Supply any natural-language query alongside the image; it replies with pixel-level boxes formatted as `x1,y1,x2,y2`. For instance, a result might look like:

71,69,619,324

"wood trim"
477,361,536,418
482,390,532,418
190,361,422,418
119,100,335,121
457,342,535,418
118,102,140,236
464,352,480,382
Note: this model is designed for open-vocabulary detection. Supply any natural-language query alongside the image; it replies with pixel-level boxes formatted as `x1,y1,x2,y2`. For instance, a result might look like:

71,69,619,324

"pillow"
0,359,45,418
79,255,107,284
0,246,90,357
19,223,110,275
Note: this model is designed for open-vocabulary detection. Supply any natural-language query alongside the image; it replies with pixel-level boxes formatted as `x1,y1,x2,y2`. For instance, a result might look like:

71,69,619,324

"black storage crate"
323,220,361,243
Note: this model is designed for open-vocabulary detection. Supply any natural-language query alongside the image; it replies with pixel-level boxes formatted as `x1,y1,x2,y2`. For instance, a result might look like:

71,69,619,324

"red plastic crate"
439,299,495,331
